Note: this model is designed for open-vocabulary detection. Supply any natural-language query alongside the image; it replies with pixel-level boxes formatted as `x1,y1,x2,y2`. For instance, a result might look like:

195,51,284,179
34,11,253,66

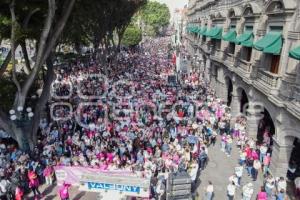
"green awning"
254,32,282,55
222,30,236,42
192,27,198,33
199,26,207,35
196,27,202,35
206,27,222,39
289,46,300,60
235,31,254,47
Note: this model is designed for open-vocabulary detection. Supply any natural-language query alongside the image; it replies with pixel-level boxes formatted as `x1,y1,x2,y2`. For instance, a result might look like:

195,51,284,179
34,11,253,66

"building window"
241,47,252,62
245,26,253,32
270,55,280,74
211,39,221,50
228,42,235,54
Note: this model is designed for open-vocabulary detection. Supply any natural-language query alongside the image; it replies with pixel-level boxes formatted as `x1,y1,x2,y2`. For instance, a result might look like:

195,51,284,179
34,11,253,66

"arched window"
243,6,253,17
266,1,284,14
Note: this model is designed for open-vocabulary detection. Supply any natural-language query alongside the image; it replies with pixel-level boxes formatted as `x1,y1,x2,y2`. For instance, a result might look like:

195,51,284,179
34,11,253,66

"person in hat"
242,182,254,200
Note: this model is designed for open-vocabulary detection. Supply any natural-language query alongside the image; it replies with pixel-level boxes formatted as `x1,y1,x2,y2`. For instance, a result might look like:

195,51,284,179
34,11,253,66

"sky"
154,0,189,18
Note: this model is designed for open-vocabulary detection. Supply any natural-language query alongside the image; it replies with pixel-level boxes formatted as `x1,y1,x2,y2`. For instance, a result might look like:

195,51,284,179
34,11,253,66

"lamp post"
9,106,34,151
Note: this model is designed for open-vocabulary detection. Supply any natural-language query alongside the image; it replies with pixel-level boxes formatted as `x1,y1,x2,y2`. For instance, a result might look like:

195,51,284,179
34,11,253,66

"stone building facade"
186,0,300,178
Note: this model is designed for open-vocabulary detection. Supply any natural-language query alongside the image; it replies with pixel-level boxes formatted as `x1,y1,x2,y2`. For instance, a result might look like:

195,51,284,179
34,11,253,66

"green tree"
0,0,146,151
122,25,142,46
140,1,170,36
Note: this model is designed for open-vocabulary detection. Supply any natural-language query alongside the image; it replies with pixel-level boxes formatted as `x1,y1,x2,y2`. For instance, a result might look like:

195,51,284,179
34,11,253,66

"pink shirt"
257,192,267,200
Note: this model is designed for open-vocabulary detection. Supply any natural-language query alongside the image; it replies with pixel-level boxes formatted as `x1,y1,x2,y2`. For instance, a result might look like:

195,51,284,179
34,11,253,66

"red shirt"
178,111,184,118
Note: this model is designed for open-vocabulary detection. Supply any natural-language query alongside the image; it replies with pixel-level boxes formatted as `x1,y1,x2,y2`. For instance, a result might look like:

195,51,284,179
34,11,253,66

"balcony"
287,86,300,119
210,49,222,62
238,59,252,72
235,59,253,80
202,43,211,54
253,69,282,95
257,69,281,88
224,53,235,70
293,86,300,103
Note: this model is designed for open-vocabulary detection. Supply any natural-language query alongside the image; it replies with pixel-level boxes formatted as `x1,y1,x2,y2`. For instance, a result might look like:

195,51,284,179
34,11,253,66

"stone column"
205,58,211,82
230,95,241,119
269,138,293,178
215,81,221,98
246,103,260,139
219,82,227,103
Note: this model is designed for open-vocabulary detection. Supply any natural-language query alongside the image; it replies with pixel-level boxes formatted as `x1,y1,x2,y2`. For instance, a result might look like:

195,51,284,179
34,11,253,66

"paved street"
195,136,264,200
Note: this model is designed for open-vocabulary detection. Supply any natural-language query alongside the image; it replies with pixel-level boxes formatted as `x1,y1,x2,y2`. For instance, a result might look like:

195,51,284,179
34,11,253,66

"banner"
79,173,151,198
54,166,134,186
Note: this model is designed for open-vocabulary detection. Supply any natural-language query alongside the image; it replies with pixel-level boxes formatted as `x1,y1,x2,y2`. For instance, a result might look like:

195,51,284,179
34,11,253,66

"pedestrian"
211,130,217,146
263,153,271,176
276,177,287,193
198,147,208,170
221,134,226,152
225,135,233,157
259,143,268,162
15,185,23,200
227,181,235,200
28,167,42,199
0,176,10,200
276,189,287,200
265,174,276,198
242,182,254,200
246,157,254,177
235,164,243,186
257,186,268,200
59,182,71,200
252,159,261,181
43,164,54,185
205,181,214,200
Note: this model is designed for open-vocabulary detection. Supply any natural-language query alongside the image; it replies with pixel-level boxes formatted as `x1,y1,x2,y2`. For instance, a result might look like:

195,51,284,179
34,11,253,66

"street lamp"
9,107,33,152
9,107,34,125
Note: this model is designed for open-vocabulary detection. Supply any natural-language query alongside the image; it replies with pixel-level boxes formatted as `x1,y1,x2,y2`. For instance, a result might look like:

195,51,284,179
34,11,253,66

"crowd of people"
0,37,299,200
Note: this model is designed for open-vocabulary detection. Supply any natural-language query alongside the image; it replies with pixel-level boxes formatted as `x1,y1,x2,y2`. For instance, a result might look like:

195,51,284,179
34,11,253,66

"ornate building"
186,0,300,178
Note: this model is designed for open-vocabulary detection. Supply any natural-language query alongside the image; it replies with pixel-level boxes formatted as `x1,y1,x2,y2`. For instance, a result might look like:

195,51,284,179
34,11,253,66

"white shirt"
227,184,236,196
277,180,287,191
206,185,214,193
235,166,243,177
0,179,9,194
242,185,253,197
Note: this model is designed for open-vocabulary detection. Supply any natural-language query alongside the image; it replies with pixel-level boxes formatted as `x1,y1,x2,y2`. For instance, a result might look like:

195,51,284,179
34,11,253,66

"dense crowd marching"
0,37,299,200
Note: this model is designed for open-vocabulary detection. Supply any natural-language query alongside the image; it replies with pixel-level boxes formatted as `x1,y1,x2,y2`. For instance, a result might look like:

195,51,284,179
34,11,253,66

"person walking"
253,159,261,181
265,174,276,198
242,182,254,200
246,157,254,177
205,181,214,200
59,182,71,200
227,181,236,200
28,167,42,200
43,164,54,185
257,186,268,200
15,185,23,200
225,135,233,157
198,147,208,170
235,164,243,186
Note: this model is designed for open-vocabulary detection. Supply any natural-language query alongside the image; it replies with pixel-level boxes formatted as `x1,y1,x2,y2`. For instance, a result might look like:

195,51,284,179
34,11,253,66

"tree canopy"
122,25,142,46
0,0,146,151
140,1,170,36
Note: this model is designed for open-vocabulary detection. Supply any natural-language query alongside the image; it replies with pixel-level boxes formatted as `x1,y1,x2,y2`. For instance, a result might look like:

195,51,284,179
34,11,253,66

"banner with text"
54,166,134,186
